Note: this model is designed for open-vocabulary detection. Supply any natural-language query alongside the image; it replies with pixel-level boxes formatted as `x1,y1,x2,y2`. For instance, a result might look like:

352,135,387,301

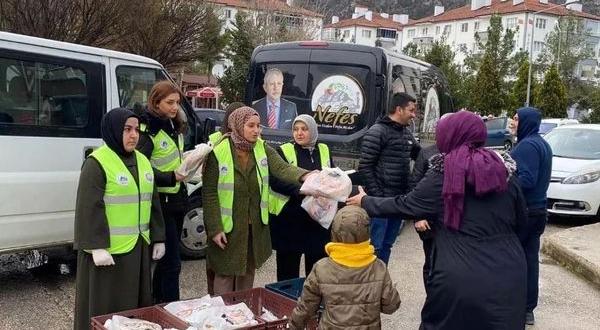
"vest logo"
116,174,129,185
145,172,153,182
260,157,268,167
220,165,228,176
160,140,169,149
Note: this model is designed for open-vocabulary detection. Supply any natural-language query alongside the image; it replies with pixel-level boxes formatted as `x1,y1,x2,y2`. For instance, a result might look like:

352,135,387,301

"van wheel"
504,140,513,151
180,195,207,259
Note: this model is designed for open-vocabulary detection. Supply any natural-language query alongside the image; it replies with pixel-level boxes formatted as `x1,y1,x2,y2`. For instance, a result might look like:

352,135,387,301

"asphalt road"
1,219,599,330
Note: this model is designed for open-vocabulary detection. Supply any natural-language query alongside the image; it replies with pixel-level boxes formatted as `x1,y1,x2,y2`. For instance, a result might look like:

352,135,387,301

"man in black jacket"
358,92,420,264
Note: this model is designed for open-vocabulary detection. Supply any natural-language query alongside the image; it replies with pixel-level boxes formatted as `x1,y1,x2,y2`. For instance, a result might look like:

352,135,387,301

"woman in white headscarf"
269,114,335,281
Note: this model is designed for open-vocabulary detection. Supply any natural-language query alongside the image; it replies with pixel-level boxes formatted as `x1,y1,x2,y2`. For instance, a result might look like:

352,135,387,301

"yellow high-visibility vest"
89,145,154,254
268,142,331,215
213,138,270,233
140,123,183,194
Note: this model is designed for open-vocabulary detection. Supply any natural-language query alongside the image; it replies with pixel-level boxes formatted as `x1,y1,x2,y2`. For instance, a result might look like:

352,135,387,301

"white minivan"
0,32,208,259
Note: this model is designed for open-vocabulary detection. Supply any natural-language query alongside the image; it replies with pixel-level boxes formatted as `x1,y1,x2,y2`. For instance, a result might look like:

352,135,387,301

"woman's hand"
300,170,319,182
414,220,431,232
212,232,228,249
346,186,367,207
175,172,185,182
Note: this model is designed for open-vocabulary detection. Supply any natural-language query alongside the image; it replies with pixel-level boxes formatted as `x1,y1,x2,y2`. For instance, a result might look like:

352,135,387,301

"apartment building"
401,0,600,81
321,5,411,53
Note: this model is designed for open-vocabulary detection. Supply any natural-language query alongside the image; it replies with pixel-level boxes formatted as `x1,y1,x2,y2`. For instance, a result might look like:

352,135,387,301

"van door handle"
83,146,96,158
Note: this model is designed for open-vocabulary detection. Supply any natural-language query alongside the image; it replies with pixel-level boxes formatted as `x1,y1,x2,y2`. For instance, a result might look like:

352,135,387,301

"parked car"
544,124,600,218
484,117,515,151
539,118,579,136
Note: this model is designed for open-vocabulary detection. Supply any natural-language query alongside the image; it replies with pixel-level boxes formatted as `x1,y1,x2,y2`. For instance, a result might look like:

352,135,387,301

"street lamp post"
525,1,580,107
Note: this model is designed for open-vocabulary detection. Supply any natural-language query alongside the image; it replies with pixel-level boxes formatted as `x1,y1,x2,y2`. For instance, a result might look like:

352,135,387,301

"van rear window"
116,66,168,112
249,63,370,135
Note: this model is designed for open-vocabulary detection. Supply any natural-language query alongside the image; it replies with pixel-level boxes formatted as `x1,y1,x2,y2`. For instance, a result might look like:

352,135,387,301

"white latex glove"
152,243,166,260
91,249,115,266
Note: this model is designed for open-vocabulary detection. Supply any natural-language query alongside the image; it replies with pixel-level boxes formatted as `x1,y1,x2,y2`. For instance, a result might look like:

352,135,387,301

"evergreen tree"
422,38,467,110
509,57,537,115
219,12,255,104
538,65,568,118
469,14,517,116
402,42,420,59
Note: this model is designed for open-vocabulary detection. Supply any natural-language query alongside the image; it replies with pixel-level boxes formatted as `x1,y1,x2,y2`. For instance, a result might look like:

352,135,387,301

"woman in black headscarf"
73,108,165,330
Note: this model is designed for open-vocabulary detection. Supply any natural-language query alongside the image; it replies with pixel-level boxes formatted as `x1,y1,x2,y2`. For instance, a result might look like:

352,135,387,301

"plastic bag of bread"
301,196,338,229
176,143,213,182
299,167,352,202
103,315,162,330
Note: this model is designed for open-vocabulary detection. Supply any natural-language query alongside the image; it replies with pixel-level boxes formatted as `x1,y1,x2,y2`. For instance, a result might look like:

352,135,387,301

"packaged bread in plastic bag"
175,143,213,182
299,167,352,202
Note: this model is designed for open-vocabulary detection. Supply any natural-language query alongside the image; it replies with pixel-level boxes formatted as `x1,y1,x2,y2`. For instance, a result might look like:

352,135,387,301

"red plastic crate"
220,287,319,330
90,305,189,330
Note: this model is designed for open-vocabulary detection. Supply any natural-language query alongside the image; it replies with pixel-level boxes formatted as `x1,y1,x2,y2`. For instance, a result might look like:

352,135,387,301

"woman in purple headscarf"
348,111,528,329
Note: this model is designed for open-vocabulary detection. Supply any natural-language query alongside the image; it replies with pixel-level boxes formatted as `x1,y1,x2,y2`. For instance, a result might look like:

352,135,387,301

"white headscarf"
293,114,318,149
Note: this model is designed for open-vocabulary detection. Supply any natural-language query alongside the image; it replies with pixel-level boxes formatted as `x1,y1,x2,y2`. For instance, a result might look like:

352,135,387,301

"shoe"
525,311,535,325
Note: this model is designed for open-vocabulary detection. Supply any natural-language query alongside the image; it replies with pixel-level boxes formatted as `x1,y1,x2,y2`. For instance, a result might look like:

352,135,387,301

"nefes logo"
311,75,364,130
116,174,129,185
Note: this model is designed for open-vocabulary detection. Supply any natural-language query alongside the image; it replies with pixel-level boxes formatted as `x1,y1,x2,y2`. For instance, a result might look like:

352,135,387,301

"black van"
245,41,454,172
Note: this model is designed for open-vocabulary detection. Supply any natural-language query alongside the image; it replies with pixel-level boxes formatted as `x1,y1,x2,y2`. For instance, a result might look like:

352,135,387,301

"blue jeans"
522,208,547,312
370,217,404,264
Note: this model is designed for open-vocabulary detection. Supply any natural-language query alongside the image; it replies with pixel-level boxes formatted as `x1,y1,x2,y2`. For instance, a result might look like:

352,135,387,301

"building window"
224,9,232,19
533,41,545,52
535,18,547,29
377,29,397,39
343,30,350,38
362,30,372,38
436,26,440,35
422,27,428,35
506,17,517,29
461,23,468,33
407,29,415,38
443,25,452,34
474,22,480,31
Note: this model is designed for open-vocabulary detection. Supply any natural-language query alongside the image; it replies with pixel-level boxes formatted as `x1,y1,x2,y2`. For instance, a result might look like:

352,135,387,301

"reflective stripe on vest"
89,145,154,254
268,143,331,215
142,124,183,194
213,138,270,233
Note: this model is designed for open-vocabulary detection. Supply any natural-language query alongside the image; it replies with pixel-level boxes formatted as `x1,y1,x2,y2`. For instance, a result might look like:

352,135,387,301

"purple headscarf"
435,111,508,230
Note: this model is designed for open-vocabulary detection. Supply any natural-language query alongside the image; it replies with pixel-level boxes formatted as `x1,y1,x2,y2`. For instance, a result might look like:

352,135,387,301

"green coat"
202,140,307,276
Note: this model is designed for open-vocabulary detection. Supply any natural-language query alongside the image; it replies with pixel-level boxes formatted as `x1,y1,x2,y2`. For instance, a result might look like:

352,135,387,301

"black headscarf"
101,108,139,156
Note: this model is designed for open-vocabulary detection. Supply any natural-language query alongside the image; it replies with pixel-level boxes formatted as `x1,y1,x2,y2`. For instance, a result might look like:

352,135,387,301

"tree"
469,14,517,116
219,12,255,104
537,65,568,118
402,42,421,59
422,39,468,110
537,16,593,86
116,0,224,69
0,0,129,47
509,57,537,114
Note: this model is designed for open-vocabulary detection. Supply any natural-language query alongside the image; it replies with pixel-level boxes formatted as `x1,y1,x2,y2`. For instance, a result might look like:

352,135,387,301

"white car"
539,118,579,136
544,125,600,217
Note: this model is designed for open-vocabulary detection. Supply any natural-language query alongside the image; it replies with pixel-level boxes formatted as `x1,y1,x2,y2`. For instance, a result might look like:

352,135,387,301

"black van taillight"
299,41,329,47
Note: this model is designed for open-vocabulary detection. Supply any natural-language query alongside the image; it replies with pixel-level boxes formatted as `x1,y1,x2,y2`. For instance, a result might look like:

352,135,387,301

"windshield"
539,123,557,135
116,66,168,111
544,128,600,160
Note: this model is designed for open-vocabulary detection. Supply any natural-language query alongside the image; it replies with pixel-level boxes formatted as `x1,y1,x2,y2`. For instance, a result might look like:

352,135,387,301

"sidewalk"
542,222,600,289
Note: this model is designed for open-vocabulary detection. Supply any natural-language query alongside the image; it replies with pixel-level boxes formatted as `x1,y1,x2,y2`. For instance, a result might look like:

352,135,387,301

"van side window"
0,57,89,127
116,66,167,113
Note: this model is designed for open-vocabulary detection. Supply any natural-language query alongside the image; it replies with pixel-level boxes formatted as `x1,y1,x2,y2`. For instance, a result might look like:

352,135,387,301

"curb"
542,232,600,290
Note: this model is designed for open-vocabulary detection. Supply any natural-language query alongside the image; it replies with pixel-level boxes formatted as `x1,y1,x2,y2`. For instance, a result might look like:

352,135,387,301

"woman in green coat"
202,106,311,294
73,108,165,330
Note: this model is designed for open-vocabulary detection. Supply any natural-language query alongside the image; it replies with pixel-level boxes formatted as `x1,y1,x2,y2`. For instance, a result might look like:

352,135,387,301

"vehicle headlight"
562,170,600,184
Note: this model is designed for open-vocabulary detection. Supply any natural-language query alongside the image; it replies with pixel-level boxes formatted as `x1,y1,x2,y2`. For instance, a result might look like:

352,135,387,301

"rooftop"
324,13,414,30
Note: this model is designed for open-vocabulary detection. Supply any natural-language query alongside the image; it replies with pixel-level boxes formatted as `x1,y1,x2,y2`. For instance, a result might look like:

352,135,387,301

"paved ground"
1,220,599,330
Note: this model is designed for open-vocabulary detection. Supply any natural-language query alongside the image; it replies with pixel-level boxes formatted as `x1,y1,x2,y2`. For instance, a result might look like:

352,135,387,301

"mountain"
313,0,600,21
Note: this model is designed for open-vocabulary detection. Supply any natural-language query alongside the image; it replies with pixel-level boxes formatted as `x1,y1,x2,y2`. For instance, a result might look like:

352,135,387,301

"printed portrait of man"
252,68,297,130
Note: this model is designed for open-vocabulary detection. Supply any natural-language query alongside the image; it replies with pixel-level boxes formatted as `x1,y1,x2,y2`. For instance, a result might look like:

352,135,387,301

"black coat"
269,142,333,254
362,157,528,330
358,116,420,197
